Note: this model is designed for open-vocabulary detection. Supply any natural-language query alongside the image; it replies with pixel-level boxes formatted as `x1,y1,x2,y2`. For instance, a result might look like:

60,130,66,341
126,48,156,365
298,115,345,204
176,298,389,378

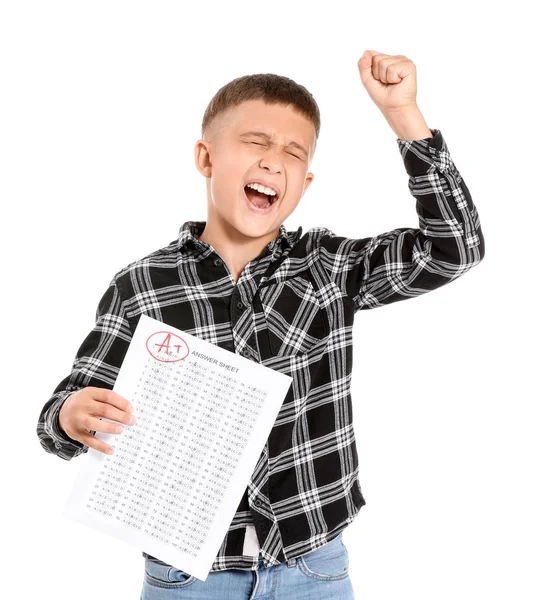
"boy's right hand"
58,386,135,454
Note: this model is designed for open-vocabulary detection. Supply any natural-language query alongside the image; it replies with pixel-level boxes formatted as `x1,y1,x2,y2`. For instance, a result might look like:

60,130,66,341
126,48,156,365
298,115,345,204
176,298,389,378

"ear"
194,139,212,177
303,172,314,193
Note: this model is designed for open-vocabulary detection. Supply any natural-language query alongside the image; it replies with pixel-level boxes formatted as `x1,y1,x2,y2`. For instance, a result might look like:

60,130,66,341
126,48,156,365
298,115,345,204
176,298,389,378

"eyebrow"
239,130,308,157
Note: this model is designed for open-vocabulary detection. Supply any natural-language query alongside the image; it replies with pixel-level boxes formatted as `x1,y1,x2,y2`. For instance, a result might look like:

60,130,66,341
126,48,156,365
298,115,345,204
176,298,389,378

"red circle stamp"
145,330,190,363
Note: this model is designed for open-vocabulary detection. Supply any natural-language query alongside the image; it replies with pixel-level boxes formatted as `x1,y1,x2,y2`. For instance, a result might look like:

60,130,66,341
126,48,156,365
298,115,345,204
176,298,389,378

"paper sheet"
63,313,292,581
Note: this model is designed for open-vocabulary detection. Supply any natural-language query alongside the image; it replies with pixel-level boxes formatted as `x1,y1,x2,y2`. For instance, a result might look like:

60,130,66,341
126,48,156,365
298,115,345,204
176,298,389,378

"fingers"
78,430,116,455
88,412,135,433
64,386,136,455
89,398,136,429
358,50,397,86
89,386,134,414
76,411,136,455
373,55,410,83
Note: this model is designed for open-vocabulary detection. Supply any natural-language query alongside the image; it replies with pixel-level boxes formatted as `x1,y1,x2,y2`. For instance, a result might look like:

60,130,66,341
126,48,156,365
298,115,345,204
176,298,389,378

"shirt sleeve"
317,128,485,311
36,276,133,460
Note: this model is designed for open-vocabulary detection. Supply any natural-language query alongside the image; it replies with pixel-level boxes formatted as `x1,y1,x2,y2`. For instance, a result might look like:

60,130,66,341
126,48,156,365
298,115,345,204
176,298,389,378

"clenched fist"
59,386,135,455
358,50,418,113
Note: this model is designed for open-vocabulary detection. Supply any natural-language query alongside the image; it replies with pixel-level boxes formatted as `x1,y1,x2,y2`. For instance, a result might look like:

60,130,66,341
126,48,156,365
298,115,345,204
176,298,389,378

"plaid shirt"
37,128,485,572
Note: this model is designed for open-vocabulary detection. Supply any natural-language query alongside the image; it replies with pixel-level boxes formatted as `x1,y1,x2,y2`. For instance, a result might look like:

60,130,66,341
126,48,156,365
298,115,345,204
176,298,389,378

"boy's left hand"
357,50,418,113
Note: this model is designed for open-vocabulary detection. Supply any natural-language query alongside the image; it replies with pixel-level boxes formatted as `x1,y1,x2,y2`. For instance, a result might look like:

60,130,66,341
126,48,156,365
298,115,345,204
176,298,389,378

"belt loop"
287,557,297,567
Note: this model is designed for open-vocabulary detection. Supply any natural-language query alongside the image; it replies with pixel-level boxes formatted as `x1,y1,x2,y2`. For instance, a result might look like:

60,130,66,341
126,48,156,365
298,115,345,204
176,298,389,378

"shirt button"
55,442,61,449
243,349,251,358
214,258,223,267
254,499,262,507
237,301,244,310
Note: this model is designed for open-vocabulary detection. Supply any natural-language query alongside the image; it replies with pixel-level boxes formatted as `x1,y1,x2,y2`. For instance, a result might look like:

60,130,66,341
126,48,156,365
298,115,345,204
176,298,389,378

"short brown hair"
201,73,321,152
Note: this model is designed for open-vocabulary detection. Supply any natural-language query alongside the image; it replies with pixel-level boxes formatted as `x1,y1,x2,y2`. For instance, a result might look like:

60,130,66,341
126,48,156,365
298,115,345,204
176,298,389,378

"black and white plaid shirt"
37,128,485,572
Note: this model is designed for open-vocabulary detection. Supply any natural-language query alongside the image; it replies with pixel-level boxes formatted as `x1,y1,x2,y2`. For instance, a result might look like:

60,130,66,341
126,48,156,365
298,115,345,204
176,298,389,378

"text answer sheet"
63,313,292,581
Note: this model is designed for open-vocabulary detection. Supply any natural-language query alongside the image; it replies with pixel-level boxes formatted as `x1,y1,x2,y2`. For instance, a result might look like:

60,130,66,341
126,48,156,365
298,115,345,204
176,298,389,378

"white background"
2,1,535,598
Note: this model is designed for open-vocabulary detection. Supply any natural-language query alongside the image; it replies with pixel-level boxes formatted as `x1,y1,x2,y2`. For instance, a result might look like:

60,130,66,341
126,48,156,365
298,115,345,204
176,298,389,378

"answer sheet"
63,313,292,581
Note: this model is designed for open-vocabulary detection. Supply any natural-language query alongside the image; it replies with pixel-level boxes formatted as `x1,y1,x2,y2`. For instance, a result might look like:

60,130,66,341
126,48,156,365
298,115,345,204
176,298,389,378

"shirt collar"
176,220,302,257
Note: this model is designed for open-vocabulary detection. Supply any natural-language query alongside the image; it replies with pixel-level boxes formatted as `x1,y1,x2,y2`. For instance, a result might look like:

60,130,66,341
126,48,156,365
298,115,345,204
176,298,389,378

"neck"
198,219,279,283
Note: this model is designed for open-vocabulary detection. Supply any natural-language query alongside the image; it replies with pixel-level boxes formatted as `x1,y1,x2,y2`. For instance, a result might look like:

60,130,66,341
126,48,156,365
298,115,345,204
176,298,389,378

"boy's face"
195,99,315,243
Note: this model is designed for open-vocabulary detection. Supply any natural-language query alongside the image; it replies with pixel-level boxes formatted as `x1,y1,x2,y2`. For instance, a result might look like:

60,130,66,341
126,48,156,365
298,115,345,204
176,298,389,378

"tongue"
245,187,271,208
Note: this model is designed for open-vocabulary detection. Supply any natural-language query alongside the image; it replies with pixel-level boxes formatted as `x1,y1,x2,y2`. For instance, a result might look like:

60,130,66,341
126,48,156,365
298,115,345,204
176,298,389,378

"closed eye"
248,141,302,160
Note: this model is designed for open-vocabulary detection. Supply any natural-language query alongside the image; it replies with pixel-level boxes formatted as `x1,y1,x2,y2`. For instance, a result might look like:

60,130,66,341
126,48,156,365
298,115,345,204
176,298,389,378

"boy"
36,50,484,599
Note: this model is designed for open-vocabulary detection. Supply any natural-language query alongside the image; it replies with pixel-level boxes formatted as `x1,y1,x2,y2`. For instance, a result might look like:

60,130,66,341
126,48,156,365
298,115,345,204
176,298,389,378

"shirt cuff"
396,128,453,177
45,390,87,450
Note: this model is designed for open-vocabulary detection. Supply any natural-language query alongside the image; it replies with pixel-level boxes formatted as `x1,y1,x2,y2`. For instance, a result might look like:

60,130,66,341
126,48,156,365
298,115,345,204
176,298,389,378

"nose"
259,152,283,173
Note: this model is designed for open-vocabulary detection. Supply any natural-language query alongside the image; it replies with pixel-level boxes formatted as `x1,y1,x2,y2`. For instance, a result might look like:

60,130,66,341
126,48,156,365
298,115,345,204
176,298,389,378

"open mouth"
244,184,279,209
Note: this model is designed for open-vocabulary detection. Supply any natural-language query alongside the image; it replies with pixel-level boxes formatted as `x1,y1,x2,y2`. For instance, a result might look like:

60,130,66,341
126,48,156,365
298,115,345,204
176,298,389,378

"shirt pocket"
257,274,329,358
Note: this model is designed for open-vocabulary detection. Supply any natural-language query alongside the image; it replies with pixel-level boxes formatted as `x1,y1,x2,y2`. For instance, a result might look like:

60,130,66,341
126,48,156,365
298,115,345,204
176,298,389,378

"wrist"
381,104,432,141
58,403,67,433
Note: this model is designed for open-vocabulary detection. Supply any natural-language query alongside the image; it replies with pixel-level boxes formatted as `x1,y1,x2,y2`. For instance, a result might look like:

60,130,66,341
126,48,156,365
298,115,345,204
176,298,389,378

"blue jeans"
141,532,354,599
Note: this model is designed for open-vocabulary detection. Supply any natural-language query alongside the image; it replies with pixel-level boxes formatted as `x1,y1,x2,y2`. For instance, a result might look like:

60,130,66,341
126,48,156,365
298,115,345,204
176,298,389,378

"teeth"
246,183,277,197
